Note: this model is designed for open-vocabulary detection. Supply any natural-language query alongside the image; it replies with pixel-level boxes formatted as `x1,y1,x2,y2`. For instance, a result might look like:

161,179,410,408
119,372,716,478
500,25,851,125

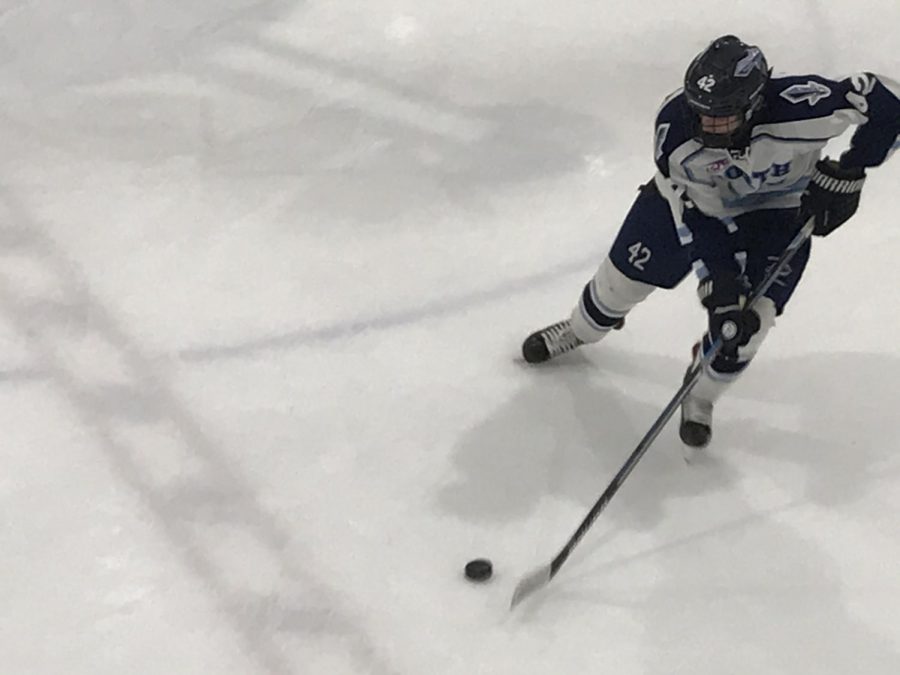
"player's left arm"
802,73,900,236
840,73,900,168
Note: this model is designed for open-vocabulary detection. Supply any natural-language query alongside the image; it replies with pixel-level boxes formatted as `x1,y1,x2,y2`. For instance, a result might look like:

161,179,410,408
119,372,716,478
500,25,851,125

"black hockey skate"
679,398,712,448
521,320,584,363
679,348,712,448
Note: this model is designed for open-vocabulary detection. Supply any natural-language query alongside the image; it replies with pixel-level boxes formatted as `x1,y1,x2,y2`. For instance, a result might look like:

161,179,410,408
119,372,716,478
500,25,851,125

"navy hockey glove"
800,158,866,237
698,275,761,360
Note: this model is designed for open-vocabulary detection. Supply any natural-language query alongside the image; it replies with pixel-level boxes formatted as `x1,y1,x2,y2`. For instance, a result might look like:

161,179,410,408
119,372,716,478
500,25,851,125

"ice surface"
0,1,898,673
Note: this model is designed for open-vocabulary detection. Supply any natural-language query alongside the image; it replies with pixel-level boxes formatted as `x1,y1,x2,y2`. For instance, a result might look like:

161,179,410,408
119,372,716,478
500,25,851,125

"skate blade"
682,444,700,464
682,442,713,465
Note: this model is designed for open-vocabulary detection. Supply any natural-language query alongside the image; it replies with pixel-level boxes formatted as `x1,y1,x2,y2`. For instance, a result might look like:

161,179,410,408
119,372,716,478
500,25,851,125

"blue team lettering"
770,162,792,177
724,161,792,187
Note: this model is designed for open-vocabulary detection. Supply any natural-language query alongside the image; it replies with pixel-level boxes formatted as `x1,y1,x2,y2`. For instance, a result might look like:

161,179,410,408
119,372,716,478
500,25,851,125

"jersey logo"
779,81,832,106
705,157,731,173
696,75,716,93
734,48,764,77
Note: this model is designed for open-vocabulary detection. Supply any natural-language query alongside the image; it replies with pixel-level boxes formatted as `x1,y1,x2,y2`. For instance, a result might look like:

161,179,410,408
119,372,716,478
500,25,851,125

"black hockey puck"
464,558,493,582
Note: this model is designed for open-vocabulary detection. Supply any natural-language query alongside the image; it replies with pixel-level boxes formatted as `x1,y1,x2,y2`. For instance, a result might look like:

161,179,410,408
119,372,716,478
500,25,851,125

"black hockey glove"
800,158,866,237
698,275,761,360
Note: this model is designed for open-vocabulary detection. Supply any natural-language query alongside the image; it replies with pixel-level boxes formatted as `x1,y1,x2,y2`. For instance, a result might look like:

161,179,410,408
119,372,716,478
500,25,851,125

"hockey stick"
510,217,815,609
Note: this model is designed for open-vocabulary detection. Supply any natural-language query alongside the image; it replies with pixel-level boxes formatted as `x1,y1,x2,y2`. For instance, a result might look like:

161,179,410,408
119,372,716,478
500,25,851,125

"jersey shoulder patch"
765,74,858,122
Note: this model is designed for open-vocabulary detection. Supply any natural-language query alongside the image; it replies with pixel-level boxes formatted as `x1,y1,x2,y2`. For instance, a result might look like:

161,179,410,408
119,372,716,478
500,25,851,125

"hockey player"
522,35,900,448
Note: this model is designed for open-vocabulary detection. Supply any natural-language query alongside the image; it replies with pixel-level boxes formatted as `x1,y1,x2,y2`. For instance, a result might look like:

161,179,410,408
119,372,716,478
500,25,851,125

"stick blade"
509,564,552,610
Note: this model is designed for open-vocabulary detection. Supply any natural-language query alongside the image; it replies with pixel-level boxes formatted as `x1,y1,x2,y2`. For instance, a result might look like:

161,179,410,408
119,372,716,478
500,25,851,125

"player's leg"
522,178,692,363
680,210,812,447
679,296,778,447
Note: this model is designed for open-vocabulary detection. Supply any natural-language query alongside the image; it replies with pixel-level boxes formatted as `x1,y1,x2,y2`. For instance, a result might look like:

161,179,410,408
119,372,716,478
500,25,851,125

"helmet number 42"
696,75,716,93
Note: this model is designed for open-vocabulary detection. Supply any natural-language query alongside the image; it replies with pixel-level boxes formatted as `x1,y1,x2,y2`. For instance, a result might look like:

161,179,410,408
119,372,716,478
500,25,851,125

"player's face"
700,114,742,135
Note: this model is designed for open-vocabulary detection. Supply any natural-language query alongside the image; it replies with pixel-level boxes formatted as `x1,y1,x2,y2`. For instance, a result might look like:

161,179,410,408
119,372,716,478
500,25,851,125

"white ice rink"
0,1,898,673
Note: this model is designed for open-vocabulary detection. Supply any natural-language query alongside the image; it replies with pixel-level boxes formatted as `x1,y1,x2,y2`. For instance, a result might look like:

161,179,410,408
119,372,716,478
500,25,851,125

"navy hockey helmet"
683,35,770,149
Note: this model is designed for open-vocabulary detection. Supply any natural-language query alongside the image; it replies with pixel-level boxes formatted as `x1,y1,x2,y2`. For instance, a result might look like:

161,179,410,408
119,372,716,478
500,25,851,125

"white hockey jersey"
654,72,900,221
